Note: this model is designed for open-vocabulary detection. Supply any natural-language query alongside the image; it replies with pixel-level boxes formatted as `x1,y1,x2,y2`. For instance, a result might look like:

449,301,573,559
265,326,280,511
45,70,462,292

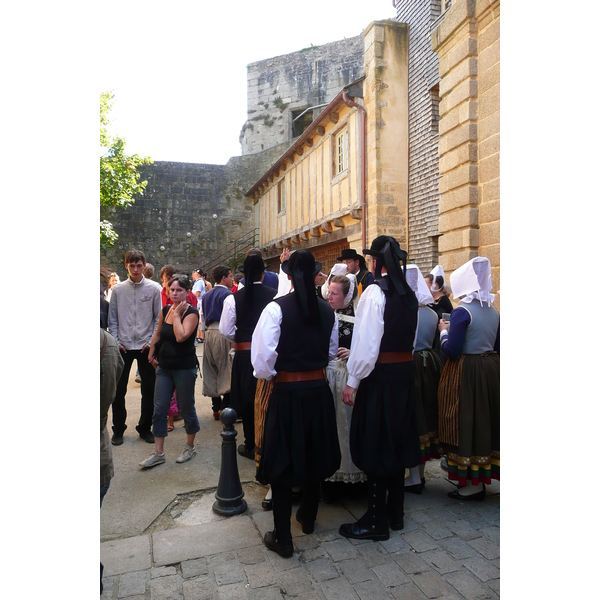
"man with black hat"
338,236,421,542
219,254,277,460
336,248,374,298
251,250,342,558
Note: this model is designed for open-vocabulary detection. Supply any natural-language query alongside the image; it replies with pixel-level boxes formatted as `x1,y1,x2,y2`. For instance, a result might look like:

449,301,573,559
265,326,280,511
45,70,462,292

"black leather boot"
339,476,390,541
386,473,405,531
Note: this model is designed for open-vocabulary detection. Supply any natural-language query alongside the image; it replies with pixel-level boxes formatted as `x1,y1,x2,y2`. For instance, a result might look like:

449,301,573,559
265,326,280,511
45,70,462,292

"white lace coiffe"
450,257,495,306
429,264,445,292
406,265,434,307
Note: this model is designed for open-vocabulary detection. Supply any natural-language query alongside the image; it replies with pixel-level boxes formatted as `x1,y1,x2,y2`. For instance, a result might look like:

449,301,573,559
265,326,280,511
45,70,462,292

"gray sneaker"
139,451,166,469
176,445,197,464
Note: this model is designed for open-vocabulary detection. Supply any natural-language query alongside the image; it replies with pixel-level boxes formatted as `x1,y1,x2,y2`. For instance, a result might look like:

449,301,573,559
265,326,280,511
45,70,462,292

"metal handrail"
203,228,260,275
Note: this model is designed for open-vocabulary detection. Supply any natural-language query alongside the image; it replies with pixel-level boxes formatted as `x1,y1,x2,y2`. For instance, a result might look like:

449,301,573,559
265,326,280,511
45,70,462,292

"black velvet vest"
233,284,277,343
378,282,418,353
274,293,335,372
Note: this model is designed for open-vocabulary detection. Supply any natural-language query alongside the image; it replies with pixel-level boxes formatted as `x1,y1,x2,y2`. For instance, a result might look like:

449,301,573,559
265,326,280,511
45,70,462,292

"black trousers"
271,479,320,545
112,348,156,435
211,392,230,413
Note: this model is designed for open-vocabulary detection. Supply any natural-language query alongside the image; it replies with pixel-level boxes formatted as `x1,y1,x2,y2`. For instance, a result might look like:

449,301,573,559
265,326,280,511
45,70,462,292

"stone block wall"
100,143,288,280
432,0,500,308
395,0,444,272
240,36,365,155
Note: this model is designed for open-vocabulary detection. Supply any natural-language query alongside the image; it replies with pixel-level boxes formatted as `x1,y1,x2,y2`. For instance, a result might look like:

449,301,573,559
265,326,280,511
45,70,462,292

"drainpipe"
342,92,367,251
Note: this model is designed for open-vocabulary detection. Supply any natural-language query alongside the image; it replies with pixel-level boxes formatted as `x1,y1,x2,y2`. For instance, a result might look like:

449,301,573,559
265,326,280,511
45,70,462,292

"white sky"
99,0,396,165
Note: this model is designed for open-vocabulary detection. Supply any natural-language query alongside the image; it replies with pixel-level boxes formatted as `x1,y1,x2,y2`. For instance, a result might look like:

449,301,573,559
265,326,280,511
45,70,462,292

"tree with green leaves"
100,91,152,246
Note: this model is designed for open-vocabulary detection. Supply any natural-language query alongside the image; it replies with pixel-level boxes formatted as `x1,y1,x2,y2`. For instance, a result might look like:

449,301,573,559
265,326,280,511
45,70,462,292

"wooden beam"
329,112,339,124
315,125,325,136
296,146,304,156
350,207,363,220
306,138,313,147
299,230,310,241
310,226,322,237
321,221,333,233
291,234,300,244
333,218,345,228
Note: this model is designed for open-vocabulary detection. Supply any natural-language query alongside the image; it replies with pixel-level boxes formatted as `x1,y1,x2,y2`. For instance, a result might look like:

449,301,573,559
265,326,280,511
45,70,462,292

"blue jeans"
152,366,200,438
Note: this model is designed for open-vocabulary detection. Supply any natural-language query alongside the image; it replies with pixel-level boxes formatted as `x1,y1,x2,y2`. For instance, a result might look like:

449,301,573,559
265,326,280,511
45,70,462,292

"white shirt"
219,282,263,342
251,298,339,381
346,279,418,389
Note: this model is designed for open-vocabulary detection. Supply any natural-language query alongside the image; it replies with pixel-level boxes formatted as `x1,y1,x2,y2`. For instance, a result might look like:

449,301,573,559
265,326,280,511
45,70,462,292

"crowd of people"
100,236,500,562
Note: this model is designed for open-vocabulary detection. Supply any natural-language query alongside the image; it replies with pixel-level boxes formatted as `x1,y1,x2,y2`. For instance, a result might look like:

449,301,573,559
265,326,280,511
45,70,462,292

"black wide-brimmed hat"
281,251,322,277
337,248,361,261
363,235,412,298
238,254,266,274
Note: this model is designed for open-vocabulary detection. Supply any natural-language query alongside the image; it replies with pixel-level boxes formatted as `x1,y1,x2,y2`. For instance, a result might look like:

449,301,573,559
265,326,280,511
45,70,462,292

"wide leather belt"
233,341,252,351
376,351,413,364
275,369,326,383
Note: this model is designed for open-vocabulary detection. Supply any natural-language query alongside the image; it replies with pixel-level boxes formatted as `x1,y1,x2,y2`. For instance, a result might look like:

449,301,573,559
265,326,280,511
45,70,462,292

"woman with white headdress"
322,269,366,501
426,265,454,367
437,257,500,501
403,265,443,494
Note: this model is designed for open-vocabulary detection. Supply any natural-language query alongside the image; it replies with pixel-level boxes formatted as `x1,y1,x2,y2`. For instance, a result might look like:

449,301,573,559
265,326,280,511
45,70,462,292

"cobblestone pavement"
101,346,500,599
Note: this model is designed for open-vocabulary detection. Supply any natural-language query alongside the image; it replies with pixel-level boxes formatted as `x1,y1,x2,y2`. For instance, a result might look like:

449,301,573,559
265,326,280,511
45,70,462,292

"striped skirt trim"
437,356,464,447
254,378,274,467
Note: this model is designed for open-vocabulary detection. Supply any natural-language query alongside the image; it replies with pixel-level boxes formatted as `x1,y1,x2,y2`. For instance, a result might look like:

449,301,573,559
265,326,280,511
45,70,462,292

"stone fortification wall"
240,36,365,156
100,143,288,280
395,0,443,272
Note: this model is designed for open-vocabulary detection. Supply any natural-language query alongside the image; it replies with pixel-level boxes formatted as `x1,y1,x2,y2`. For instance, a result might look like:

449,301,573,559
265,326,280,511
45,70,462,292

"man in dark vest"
219,254,277,459
339,236,421,541
337,248,374,298
251,250,341,558
200,265,233,419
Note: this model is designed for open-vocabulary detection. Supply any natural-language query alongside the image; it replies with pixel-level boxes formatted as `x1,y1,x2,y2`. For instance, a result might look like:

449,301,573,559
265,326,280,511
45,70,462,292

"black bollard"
213,407,248,516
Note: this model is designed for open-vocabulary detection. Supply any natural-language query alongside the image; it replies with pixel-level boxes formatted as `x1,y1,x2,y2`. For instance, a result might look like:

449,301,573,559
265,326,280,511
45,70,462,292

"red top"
161,287,198,308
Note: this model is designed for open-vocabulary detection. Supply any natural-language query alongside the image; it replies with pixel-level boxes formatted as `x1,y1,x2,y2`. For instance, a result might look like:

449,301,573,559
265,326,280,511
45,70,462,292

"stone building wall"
100,143,287,280
240,36,365,156
432,0,500,309
394,0,444,272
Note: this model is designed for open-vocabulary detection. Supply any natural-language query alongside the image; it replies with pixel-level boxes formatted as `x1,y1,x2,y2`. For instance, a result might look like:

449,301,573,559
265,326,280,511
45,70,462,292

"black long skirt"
256,380,341,488
350,362,421,477
229,350,256,418
414,350,443,462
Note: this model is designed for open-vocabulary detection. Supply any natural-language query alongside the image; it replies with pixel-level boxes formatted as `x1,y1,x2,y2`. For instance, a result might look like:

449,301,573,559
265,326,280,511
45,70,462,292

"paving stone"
390,583,428,599
153,517,261,566
237,545,266,565
216,582,248,600
467,537,500,560
182,559,209,579
213,560,245,586
411,571,456,599
182,577,213,600
318,530,344,543
354,577,395,599
279,567,316,596
118,570,150,598
420,520,454,541
371,561,411,587
152,566,178,578
292,591,326,600
247,585,284,600
266,548,301,572
300,547,327,563
355,542,390,567
400,516,420,533
472,504,500,523
444,570,495,599
101,536,152,576
487,578,500,595
438,537,479,560
150,574,183,599
208,552,237,566
462,557,500,582
306,557,340,582
320,577,360,600
458,511,492,531
393,551,431,575
295,534,321,551
409,511,434,525
337,558,375,584
444,520,482,541
380,533,411,554
420,550,464,575
402,531,439,553
102,575,116,593
479,526,500,543
244,560,279,588
322,538,359,562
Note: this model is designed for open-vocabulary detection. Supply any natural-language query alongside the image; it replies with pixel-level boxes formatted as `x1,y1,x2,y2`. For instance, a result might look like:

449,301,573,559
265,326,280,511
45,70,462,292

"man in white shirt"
192,269,206,342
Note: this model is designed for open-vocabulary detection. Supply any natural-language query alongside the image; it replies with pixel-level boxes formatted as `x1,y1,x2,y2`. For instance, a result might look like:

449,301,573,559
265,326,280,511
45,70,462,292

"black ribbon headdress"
282,250,322,325
239,254,266,307
363,235,413,299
